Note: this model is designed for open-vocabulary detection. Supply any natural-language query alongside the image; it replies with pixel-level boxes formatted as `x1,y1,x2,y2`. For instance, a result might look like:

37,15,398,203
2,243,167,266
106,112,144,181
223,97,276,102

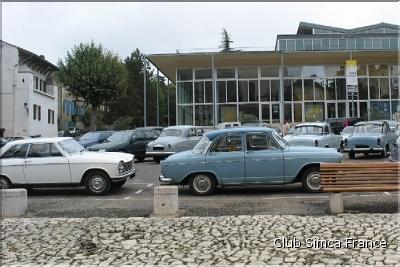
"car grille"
355,145,369,148
153,146,164,151
123,160,133,172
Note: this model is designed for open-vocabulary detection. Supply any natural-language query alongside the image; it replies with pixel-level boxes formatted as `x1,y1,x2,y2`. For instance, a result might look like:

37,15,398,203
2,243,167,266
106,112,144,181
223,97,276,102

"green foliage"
112,116,134,130
57,41,128,130
239,112,258,124
219,28,233,53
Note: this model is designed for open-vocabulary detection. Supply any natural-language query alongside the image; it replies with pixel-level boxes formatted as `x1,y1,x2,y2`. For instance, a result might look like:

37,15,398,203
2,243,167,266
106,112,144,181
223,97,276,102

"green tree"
219,28,234,52
57,41,128,130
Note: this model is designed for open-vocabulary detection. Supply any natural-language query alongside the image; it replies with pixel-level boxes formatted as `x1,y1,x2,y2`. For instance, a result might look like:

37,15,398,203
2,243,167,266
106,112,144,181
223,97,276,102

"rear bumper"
146,151,175,157
343,147,384,153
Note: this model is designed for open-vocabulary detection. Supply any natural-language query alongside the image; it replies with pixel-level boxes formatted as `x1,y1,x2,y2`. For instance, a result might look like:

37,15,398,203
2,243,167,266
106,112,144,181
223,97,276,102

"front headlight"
118,161,124,174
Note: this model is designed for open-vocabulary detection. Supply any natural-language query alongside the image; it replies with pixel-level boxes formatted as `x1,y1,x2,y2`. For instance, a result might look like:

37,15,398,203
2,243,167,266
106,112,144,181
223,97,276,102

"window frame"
245,132,280,151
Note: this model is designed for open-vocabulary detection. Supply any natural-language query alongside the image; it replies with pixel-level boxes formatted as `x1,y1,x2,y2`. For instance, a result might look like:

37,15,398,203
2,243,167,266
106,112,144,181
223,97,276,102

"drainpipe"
280,52,284,124
212,54,216,127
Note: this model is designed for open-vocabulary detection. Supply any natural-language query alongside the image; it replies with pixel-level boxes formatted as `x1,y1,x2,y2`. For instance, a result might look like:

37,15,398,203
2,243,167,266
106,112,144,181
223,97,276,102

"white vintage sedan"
0,137,136,195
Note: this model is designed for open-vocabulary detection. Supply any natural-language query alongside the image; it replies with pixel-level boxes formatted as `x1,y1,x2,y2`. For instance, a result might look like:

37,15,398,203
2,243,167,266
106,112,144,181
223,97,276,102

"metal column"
167,79,170,126
157,69,160,126
212,54,216,127
143,57,147,127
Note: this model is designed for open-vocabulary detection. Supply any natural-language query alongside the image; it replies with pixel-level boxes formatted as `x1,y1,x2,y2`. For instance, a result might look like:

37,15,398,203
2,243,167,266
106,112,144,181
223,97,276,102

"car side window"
324,125,330,134
134,131,146,140
50,144,63,157
0,144,29,159
27,143,56,158
188,128,197,137
210,134,243,152
196,128,204,136
246,134,279,151
145,130,158,139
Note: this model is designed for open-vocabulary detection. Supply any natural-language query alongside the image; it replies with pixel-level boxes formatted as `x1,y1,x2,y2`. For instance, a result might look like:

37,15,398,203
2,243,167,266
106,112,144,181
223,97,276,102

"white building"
1,41,59,137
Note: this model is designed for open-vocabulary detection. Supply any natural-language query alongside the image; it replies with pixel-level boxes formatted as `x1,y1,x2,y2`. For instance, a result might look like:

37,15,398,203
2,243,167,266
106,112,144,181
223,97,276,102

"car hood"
148,136,182,146
69,151,133,163
88,142,124,150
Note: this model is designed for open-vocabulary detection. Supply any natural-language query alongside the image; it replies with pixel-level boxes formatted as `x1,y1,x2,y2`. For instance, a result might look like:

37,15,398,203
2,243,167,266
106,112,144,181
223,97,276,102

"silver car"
285,122,342,151
146,125,205,163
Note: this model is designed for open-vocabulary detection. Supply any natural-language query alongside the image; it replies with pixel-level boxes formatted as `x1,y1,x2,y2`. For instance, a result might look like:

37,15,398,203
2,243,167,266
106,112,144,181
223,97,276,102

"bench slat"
323,186,399,192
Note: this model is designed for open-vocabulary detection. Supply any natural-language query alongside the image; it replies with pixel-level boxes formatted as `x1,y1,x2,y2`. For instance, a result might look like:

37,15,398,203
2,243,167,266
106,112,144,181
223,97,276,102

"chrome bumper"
343,148,384,152
159,174,172,183
146,151,175,157
111,168,136,180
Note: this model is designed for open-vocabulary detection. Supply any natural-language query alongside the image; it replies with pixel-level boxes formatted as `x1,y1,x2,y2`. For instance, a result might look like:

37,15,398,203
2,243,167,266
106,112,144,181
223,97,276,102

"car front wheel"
301,167,321,193
0,176,11,189
189,174,217,196
85,171,112,195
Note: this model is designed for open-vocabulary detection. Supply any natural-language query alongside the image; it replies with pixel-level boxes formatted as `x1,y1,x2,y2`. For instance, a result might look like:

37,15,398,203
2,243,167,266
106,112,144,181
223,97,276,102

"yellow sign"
346,60,358,93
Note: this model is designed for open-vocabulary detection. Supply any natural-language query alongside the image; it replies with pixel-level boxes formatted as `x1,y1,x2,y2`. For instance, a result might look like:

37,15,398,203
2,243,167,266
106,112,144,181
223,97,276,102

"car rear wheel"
112,179,127,188
301,166,321,193
136,156,145,162
153,157,161,163
85,171,112,195
189,174,217,196
0,176,11,189
348,152,355,159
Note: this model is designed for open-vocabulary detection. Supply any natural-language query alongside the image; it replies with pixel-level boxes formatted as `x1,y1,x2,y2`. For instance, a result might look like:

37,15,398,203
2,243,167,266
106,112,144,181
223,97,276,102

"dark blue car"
77,131,115,148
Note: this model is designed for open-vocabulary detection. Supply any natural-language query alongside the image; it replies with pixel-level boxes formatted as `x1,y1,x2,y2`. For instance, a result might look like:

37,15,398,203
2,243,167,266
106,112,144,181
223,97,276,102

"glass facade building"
149,22,399,126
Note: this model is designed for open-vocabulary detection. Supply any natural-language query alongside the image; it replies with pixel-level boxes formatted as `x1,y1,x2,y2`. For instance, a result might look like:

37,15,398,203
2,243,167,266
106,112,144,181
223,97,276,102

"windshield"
160,129,182,137
294,126,323,136
273,131,287,148
106,131,133,143
341,127,353,135
353,124,382,134
58,139,84,154
79,132,101,140
193,136,212,153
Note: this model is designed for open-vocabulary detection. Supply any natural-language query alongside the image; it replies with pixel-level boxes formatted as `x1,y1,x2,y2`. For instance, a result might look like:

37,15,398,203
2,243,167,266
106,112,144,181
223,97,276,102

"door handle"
24,160,32,164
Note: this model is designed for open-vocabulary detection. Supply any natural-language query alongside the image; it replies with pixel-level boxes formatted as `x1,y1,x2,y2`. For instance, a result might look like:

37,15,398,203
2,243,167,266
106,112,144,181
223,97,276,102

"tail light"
315,140,318,147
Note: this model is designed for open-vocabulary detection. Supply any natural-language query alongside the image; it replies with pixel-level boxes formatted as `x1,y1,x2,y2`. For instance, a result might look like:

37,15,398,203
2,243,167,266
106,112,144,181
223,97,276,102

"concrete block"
154,186,178,216
329,193,344,214
1,189,28,217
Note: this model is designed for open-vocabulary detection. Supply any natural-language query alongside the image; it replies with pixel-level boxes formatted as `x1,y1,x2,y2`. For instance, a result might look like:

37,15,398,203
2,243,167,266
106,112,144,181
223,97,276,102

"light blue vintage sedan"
159,127,342,195
343,120,397,159
284,123,342,151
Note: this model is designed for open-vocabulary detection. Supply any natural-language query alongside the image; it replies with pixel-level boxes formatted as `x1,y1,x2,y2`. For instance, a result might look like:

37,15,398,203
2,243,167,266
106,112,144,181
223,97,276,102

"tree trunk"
90,106,98,131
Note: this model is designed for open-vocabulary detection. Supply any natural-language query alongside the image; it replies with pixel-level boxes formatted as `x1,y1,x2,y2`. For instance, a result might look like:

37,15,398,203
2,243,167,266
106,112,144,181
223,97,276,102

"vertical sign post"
346,60,358,117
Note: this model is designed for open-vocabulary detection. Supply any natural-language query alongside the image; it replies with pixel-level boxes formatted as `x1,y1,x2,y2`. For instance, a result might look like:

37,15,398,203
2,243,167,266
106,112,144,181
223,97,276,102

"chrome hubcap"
307,172,321,191
90,176,105,192
193,175,211,193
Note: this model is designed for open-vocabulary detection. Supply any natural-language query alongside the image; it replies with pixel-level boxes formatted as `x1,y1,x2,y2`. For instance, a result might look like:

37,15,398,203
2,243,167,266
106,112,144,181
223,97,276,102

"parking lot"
25,153,398,218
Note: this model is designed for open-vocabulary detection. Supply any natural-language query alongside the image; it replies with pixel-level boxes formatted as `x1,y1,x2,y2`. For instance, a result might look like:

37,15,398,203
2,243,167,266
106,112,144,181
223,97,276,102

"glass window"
293,79,302,101
364,38,373,49
217,69,235,79
305,103,325,122
239,104,259,123
303,66,324,78
327,103,336,118
211,134,243,152
284,80,292,101
271,80,280,101
390,65,399,77
380,78,389,99
284,103,292,122
177,82,193,104
218,104,237,123
246,134,278,151
322,39,330,50
27,143,51,158
347,38,356,50
358,78,368,100
313,39,322,50
195,69,212,80
261,104,270,123
373,38,382,49
205,81,212,103
389,38,398,50
338,102,346,117
238,81,248,102
194,82,204,103
1,144,29,159
304,39,312,50
304,79,313,101
314,80,325,101
356,37,364,50
50,144,63,156
195,105,213,126
226,81,237,102
326,79,336,100
369,64,389,76
369,78,379,99
238,68,258,79
336,78,346,100
283,66,301,77
391,78,399,99
272,104,280,123
370,101,390,120
296,39,304,51
287,40,295,51
248,81,258,102
358,65,367,76
260,80,270,102
279,39,286,51
260,66,279,77
178,105,193,125
330,39,339,50
294,103,302,122
217,81,226,103
382,38,390,49
392,101,400,121
339,39,347,50
177,69,193,81
326,65,345,77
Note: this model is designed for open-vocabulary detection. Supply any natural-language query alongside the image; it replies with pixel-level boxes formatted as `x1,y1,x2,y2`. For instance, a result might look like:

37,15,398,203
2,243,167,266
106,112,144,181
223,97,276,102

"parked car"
343,120,397,159
146,125,205,163
136,126,164,137
242,122,271,127
389,135,400,162
217,122,241,129
77,131,115,148
88,129,158,162
159,127,342,195
340,126,353,149
283,127,294,140
68,127,81,137
0,136,32,148
325,117,362,135
385,120,400,136
284,123,342,151
0,137,135,194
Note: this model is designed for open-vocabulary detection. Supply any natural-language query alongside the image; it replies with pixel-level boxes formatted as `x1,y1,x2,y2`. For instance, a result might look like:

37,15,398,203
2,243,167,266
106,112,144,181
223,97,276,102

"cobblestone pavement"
1,214,399,265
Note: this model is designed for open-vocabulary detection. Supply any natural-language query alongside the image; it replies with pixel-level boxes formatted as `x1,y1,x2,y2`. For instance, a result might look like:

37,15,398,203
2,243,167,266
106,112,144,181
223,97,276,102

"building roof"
297,21,399,34
1,40,59,74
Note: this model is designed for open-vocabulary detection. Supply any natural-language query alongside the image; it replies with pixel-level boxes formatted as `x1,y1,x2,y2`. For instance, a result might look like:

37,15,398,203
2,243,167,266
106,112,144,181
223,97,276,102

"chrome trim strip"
111,168,136,179
159,175,172,183
146,151,175,156
343,148,384,152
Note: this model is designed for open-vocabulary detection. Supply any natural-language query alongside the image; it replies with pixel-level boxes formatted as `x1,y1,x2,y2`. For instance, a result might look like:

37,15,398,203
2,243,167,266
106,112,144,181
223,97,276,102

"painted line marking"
384,192,391,195
135,189,143,194
147,183,154,187
260,196,328,200
123,196,130,200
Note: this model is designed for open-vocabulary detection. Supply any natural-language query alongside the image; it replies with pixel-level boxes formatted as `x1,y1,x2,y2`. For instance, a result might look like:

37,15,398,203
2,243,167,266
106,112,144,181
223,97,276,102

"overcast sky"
2,2,399,65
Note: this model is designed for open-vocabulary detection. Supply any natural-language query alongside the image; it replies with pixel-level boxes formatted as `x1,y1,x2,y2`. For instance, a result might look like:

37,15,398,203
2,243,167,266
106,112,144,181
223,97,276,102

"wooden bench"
320,162,400,214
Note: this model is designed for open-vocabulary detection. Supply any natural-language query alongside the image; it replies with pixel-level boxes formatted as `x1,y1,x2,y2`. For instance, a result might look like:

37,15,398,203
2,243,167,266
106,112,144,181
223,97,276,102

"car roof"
295,122,328,127
355,120,385,126
3,137,73,146
205,127,274,141
163,125,199,130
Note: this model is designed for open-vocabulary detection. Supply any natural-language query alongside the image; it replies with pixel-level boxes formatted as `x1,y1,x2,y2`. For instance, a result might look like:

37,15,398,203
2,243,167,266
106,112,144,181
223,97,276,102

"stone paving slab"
1,214,399,265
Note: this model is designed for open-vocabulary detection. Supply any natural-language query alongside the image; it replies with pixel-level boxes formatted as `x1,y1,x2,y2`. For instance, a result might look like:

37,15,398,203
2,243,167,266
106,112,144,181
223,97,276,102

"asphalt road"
25,153,399,218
